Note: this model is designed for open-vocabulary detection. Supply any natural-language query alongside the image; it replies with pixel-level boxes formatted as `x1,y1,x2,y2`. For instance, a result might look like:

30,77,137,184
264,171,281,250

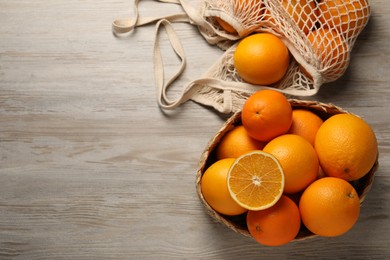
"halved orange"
227,151,285,211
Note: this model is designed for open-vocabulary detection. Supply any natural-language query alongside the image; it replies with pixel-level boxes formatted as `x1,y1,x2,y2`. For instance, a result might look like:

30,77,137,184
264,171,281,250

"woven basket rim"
195,99,378,241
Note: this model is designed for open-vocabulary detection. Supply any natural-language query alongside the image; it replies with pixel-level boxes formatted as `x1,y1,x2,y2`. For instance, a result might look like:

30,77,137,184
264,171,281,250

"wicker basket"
195,99,379,242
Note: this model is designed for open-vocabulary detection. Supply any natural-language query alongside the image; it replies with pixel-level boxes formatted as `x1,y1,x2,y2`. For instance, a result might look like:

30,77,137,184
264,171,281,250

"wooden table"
1,0,389,259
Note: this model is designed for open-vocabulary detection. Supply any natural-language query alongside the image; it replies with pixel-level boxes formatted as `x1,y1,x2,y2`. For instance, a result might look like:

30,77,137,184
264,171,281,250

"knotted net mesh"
199,0,370,95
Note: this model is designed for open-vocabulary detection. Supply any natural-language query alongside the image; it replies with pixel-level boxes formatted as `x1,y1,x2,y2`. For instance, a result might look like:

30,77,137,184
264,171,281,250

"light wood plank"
1,0,389,259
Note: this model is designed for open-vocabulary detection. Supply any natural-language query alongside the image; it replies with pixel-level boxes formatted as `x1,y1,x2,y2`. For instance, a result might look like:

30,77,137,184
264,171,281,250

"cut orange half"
227,150,285,211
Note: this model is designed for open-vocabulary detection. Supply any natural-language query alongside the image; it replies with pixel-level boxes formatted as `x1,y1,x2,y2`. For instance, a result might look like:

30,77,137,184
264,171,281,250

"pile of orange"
205,1,372,247
201,89,378,246
217,0,370,84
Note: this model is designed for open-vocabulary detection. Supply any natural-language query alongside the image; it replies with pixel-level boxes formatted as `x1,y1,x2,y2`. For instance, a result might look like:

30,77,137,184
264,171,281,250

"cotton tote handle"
112,0,230,111
153,20,277,113
112,0,207,34
153,19,188,110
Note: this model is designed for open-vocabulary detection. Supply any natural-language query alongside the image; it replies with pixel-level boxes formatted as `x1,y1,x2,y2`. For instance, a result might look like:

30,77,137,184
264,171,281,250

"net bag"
201,0,371,89
113,0,371,113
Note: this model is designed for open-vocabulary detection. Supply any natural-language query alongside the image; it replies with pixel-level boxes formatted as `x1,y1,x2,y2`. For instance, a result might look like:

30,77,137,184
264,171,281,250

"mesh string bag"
113,0,371,113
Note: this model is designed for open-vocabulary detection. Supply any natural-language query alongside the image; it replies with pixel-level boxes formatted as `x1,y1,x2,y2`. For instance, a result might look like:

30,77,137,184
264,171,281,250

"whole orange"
306,28,349,80
287,109,323,146
201,158,247,216
216,125,266,160
241,90,292,142
263,134,319,194
234,33,290,85
264,0,318,35
299,177,360,237
318,0,370,38
314,113,378,181
247,195,301,246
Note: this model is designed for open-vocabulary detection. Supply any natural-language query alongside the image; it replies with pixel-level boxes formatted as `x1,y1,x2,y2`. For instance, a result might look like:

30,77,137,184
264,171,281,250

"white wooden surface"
0,0,389,259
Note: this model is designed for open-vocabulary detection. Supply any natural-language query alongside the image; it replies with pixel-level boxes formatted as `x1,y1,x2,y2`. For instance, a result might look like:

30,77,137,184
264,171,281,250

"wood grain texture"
0,0,389,259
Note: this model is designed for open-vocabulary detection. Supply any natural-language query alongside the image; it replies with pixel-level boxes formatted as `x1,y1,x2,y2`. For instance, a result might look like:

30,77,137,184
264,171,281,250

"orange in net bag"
203,0,370,93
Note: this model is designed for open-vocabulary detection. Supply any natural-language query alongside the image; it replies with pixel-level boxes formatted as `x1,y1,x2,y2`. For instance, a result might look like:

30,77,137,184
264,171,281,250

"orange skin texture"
299,177,360,237
234,33,290,85
287,109,324,146
263,134,319,194
247,195,301,246
241,90,292,142
216,125,266,160
314,113,378,181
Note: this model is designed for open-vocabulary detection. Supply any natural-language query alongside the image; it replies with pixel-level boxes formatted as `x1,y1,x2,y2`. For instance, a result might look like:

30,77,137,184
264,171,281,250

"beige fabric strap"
112,14,190,34
152,18,254,113
112,0,206,34
152,18,312,113
112,0,242,113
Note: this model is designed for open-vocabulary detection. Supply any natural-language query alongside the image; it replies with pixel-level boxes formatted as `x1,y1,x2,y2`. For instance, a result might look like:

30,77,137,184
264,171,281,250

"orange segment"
227,151,284,211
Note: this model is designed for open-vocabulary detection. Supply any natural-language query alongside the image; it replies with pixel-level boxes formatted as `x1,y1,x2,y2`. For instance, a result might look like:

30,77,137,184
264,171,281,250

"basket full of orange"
196,90,378,246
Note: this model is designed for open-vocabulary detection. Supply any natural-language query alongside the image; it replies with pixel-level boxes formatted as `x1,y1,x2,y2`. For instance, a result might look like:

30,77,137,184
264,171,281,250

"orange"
247,195,301,246
264,0,317,35
234,33,290,85
201,158,247,216
306,28,349,79
241,90,292,142
299,177,360,237
227,150,284,211
318,0,370,38
215,0,263,34
314,113,378,181
287,109,323,146
263,134,319,194
216,125,266,160
216,17,237,34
